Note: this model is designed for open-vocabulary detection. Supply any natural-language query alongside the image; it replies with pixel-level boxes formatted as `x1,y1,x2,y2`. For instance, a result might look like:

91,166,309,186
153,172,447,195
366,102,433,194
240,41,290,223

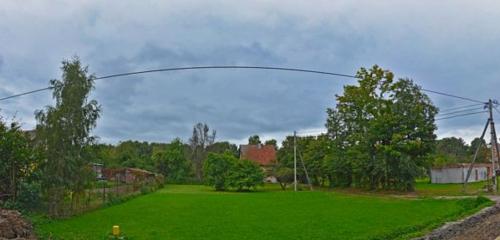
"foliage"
153,138,192,183
189,123,216,181
469,137,489,163
203,152,236,191
274,166,294,190
0,117,40,207
276,135,331,187
114,141,155,171
207,141,239,157
325,65,438,191
434,137,469,165
264,139,277,150
228,160,264,191
34,185,491,240
248,135,261,145
35,57,101,217
16,181,42,212
204,152,263,191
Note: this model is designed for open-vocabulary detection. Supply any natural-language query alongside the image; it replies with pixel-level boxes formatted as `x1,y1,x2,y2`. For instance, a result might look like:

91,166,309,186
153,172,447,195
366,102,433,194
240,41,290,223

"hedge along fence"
1,169,164,218
85,169,164,213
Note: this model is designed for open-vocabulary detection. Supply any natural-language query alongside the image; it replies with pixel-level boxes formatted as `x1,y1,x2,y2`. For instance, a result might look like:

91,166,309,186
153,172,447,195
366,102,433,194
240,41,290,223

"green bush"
1,181,42,213
204,152,264,191
17,181,42,212
228,160,264,191
203,152,236,191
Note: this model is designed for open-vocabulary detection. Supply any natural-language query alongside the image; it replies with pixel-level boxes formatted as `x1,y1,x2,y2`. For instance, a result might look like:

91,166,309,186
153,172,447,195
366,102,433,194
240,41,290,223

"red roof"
240,144,276,166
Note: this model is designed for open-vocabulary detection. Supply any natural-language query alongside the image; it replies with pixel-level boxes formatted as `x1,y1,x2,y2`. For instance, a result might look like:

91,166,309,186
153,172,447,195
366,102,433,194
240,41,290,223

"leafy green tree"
35,57,101,217
0,119,39,203
264,139,278,150
301,134,331,186
325,65,437,191
207,141,239,157
248,135,261,145
114,140,154,171
470,137,489,163
153,138,192,183
274,166,294,190
435,137,469,164
228,159,264,191
203,152,236,191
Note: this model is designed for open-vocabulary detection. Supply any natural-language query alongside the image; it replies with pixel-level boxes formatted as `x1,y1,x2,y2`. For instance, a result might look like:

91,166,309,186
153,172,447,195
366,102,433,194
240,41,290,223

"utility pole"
294,131,297,192
488,99,499,192
464,118,489,191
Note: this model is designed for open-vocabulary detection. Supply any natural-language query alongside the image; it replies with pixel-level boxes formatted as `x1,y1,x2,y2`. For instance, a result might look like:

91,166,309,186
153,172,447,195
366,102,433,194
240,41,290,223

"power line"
93,66,358,80
0,65,487,104
435,111,488,121
0,87,54,101
421,88,485,104
439,103,485,113
437,107,486,116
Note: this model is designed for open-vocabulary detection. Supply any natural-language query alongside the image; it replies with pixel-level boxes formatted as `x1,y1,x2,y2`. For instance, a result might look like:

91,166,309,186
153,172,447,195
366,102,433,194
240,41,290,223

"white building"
430,163,492,184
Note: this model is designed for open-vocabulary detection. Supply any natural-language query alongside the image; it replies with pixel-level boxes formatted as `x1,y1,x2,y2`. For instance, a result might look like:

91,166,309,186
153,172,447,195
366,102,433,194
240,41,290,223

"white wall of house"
431,166,488,183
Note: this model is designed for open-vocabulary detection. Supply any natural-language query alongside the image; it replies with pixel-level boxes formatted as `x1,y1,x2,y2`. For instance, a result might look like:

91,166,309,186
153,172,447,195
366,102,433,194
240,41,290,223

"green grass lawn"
415,179,488,196
34,185,491,240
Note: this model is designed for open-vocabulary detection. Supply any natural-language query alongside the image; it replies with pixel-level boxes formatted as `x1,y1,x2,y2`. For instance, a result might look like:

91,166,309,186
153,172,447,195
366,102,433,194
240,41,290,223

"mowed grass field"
34,185,491,240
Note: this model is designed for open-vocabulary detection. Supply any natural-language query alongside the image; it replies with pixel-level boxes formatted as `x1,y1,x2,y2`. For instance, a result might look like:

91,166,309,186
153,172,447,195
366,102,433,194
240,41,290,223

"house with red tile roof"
239,144,277,182
239,144,276,166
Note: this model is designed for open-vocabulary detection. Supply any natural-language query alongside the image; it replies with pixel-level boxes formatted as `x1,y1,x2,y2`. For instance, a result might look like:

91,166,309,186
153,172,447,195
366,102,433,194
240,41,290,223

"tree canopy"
35,57,101,216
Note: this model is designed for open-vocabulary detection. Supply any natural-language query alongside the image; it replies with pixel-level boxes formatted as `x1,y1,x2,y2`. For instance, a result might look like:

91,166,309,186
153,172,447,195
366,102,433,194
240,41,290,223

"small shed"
430,163,492,184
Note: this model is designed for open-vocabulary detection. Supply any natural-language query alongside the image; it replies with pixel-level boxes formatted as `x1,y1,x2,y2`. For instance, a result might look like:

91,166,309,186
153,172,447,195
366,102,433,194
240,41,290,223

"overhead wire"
435,111,488,121
439,103,485,113
437,107,486,116
0,65,487,105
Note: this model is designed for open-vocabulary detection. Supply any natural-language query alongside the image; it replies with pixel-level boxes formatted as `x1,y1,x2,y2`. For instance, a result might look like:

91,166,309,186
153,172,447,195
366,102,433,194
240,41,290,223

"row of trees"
433,137,489,166
1,60,477,217
275,66,438,191
0,58,102,217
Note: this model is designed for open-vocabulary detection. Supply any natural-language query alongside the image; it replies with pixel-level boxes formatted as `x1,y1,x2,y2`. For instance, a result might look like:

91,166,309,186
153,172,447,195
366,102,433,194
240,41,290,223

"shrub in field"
203,152,236,191
274,166,294,190
1,182,42,213
228,160,264,191
16,182,42,212
204,152,264,191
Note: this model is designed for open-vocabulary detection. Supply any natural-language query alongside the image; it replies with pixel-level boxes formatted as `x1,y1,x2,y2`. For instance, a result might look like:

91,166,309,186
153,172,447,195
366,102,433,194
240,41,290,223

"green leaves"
203,152,264,191
0,119,39,205
153,138,192,183
35,57,101,217
325,66,437,191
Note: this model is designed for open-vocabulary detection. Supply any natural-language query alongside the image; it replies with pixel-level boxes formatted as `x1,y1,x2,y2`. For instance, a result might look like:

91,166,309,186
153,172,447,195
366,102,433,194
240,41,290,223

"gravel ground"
448,209,500,240
415,200,500,240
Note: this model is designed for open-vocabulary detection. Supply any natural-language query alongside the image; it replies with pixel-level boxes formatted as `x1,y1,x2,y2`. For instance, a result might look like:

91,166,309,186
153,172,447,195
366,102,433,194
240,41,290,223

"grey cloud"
1,1,500,144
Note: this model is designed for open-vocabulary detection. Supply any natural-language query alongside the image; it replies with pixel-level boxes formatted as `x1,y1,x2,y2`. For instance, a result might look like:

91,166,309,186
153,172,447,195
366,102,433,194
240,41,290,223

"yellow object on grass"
112,225,120,236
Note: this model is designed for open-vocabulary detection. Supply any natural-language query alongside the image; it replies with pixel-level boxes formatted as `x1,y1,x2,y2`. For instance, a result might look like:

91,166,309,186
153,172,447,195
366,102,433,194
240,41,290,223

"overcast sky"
1,1,500,145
